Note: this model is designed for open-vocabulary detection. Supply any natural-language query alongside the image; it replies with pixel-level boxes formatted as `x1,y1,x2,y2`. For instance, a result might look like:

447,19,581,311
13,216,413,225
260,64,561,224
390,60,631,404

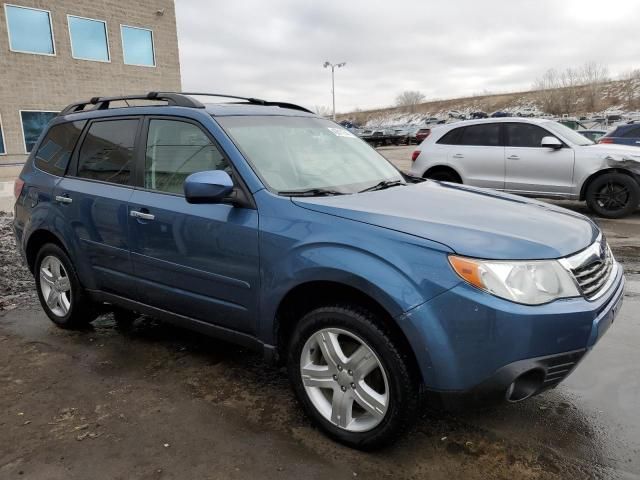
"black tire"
424,169,461,183
585,173,639,219
34,243,97,329
287,305,419,450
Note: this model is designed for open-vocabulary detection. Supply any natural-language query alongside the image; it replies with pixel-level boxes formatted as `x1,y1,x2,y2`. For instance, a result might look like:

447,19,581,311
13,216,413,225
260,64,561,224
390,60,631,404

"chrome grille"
566,238,614,300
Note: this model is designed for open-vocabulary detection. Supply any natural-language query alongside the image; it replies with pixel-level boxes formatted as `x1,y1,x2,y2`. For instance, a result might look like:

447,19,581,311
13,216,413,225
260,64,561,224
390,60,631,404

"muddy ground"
1,167,639,479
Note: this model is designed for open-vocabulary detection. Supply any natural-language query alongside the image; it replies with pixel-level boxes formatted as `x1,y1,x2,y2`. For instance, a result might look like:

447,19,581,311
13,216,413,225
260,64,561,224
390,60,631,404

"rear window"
77,119,139,185
622,126,640,138
458,124,501,146
436,128,462,145
34,121,86,176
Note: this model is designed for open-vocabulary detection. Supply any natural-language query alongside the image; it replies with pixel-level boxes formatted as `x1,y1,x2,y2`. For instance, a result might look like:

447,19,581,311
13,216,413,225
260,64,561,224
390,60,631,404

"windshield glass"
544,121,594,146
217,116,404,194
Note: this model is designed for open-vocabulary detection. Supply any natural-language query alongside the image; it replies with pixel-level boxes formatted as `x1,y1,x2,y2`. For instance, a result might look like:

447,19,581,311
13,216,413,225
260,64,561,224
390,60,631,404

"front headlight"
449,255,580,305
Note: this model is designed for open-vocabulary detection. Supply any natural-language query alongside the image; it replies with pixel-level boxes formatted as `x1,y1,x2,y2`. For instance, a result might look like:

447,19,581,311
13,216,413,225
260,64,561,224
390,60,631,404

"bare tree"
395,91,426,112
533,69,562,114
313,105,332,118
580,62,609,111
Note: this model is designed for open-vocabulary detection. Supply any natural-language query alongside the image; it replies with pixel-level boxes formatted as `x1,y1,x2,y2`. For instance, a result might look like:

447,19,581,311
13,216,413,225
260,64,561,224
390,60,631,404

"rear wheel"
424,169,461,183
287,305,419,450
34,243,97,328
586,173,639,218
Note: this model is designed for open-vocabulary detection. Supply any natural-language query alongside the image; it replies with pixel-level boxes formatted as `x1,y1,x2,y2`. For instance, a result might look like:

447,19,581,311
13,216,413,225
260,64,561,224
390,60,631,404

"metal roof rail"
59,92,205,115
175,92,313,113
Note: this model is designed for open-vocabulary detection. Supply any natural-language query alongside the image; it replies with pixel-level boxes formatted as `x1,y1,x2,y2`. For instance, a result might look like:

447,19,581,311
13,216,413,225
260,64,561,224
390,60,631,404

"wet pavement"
1,171,639,478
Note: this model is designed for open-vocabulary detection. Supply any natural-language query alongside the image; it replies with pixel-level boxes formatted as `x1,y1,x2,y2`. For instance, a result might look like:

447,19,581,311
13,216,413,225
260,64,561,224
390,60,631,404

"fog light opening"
506,369,545,403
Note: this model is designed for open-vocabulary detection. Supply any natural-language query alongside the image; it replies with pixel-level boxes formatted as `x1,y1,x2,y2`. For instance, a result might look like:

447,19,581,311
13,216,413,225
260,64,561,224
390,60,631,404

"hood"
293,182,599,260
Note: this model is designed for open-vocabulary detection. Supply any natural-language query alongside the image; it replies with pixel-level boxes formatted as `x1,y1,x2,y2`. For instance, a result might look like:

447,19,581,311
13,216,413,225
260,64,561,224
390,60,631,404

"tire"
34,243,97,329
425,169,461,183
287,305,419,450
585,173,640,219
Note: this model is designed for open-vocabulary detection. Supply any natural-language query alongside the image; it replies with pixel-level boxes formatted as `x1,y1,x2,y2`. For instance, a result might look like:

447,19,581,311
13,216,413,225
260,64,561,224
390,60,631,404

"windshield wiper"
278,188,345,197
358,179,406,193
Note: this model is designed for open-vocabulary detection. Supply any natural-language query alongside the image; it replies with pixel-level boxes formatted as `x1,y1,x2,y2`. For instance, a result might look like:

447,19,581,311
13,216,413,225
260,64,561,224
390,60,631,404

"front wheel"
287,305,419,450
586,173,639,218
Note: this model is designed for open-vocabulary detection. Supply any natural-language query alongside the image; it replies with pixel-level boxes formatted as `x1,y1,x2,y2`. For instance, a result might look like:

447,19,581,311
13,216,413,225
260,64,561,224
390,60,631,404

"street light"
323,61,346,121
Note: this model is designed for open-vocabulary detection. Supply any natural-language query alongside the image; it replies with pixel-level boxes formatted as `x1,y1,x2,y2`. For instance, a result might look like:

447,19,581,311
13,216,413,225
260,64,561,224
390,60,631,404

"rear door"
446,123,505,190
55,117,140,297
128,117,260,334
504,122,575,196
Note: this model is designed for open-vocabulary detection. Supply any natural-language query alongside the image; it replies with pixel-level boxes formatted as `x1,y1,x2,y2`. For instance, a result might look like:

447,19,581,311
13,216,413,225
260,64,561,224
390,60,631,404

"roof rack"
176,92,313,113
60,91,313,116
59,92,204,115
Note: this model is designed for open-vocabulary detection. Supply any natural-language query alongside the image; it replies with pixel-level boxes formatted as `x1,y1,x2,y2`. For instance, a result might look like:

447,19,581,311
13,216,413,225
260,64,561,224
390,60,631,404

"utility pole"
323,61,346,121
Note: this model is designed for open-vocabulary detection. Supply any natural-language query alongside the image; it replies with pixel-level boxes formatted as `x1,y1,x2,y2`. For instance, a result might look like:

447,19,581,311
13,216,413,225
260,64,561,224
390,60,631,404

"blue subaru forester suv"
14,92,625,449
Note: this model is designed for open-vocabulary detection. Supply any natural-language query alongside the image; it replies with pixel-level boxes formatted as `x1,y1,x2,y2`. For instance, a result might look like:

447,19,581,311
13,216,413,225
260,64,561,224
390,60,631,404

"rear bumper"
399,263,625,395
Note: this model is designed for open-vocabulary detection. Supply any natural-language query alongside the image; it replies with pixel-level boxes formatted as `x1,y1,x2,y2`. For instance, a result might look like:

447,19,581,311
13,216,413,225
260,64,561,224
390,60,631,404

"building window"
4,4,55,55
121,25,155,67
0,114,6,155
20,111,59,153
68,15,110,62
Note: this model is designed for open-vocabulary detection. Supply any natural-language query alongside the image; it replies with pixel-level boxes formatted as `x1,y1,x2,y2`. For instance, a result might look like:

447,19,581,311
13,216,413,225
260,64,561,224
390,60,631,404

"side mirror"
184,170,234,204
541,136,562,149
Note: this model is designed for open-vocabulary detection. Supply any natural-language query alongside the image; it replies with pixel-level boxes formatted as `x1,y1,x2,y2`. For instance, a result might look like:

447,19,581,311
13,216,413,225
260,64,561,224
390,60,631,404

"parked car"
579,129,607,142
415,127,431,143
470,111,488,119
411,117,640,218
598,121,640,147
490,111,509,118
14,93,624,450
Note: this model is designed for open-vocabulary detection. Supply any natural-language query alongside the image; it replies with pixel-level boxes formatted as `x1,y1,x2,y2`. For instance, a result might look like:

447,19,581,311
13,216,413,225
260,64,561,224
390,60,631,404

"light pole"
323,61,346,121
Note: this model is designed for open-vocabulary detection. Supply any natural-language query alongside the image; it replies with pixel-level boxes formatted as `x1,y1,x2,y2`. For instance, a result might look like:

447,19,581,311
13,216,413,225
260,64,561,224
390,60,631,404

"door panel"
504,123,575,196
128,192,259,333
447,124,505,189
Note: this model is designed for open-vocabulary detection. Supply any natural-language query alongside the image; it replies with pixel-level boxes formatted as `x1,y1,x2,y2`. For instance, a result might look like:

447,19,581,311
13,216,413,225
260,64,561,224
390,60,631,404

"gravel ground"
0,213,35,311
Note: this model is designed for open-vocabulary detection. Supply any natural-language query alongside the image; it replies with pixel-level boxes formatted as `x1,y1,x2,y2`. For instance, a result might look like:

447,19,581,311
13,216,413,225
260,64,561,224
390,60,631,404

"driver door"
504,122,575,197
128,117,260,334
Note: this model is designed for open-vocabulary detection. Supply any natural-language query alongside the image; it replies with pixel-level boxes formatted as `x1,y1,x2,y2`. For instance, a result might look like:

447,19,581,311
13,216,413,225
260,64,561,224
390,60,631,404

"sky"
175,0,640,113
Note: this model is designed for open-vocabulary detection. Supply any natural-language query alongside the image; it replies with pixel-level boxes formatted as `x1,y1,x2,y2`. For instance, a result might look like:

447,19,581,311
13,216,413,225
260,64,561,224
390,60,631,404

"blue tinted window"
68,16,109,61
21,111,58,153
121,26,155,66
5,5,54,55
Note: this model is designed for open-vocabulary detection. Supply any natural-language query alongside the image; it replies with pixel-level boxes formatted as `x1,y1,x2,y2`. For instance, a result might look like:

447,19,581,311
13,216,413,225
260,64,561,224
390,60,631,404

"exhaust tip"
506,369,545,403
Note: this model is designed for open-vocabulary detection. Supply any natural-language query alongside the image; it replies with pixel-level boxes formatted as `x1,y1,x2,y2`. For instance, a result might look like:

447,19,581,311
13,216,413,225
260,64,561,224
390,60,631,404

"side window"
145,119,230,195
437,128,462,145
622,126,640,138
35,121,86,176
459,124,501,146
506,123,553,148
77,119,139,185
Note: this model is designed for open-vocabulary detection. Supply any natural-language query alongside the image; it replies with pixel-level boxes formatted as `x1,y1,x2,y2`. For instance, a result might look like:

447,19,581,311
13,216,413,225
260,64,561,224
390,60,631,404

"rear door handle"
452,153,464,158
130,210,155,221
55,195,72,204
507,155,520,160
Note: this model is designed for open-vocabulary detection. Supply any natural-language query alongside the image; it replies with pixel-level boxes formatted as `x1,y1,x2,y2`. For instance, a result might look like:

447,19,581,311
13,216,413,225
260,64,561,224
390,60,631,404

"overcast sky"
175,0,640,113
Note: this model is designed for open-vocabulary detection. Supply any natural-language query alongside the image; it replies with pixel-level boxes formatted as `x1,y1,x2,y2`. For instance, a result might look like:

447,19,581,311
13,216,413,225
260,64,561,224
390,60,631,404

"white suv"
410,118,640,218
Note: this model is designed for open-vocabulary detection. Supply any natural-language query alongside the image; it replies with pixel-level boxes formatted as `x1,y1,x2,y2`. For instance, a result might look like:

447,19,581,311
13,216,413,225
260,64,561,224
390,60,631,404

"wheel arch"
579,168,640,201
423,165,463,183
25,229,70,274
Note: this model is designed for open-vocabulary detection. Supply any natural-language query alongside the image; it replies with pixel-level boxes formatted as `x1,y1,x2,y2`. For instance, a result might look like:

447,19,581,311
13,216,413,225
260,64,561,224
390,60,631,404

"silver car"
410,118,640,218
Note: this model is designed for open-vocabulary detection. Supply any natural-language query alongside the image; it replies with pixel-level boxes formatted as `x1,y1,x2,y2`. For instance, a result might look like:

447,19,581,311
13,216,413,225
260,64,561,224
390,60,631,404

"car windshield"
217,116,404,194
544,121,594,146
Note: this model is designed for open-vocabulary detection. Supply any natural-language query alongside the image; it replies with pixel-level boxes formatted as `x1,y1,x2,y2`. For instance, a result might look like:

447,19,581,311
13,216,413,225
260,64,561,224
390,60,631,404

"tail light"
411,150,421,162
14,178,25,199
598,137,614,144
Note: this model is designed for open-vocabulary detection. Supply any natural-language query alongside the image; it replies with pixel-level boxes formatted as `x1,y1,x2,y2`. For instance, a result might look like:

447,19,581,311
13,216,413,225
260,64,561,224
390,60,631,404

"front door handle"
55,195,72,204
507,155,520,160
130,210,155,221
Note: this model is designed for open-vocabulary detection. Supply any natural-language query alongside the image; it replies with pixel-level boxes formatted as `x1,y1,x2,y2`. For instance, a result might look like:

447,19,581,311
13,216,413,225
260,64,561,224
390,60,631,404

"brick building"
0,0,181,164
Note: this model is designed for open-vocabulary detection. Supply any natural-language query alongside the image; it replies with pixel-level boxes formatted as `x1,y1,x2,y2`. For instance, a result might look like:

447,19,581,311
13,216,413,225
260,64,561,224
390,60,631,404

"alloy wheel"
594,181,630,212
300,328,389,432
39,255,72,317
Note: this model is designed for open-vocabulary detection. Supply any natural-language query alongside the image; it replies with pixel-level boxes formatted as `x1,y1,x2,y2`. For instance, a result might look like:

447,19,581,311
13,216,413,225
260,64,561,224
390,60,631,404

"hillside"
338,77,640,127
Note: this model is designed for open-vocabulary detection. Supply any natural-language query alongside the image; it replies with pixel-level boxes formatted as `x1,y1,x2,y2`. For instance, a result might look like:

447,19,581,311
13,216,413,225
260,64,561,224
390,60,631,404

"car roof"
439,117,553,128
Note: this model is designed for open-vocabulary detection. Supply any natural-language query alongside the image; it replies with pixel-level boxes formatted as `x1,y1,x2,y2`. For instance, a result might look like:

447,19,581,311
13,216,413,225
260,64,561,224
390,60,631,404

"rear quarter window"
436,128,462,145
34,121,86,176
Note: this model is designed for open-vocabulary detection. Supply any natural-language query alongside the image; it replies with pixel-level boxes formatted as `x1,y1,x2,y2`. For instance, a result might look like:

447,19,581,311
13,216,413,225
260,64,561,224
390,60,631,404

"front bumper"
399,262,625,394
